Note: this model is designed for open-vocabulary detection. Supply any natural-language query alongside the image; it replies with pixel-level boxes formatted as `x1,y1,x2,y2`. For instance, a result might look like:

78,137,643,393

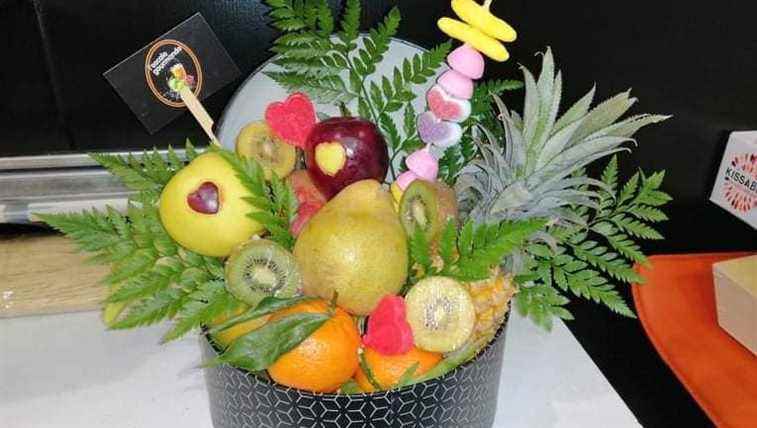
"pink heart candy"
406,146,438,182
264,92,316,148
427,85,471,123
447,44,485,79
417,111,463,148
437,69,474,100
396,170,418,190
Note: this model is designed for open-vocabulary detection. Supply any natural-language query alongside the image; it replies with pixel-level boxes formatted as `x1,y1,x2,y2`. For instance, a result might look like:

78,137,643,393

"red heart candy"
362,295,414,355
265,92,316,148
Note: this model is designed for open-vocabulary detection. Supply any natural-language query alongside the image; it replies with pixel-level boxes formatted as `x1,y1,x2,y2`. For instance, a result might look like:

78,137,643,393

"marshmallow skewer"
396,0,515,197
399,44,486,192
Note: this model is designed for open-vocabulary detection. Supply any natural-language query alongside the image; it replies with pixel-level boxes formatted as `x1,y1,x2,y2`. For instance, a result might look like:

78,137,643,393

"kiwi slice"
405,276,476,353
399,180,442,241
236,121,297,180
225,239,302,306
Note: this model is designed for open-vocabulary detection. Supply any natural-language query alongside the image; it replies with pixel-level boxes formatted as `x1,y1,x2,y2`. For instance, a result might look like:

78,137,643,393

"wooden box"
713,255,757,355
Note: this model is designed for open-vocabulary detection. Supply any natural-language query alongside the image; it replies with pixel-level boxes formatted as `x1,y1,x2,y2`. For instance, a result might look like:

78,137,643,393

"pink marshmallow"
427,84,471,123
406,147,439,182
417,110,463,148
447,44,485,79
396,171,418,190
437,69,474,100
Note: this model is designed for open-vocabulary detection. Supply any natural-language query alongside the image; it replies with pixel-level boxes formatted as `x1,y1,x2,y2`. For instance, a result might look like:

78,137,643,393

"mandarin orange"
267,299,361,393
355,346,442,392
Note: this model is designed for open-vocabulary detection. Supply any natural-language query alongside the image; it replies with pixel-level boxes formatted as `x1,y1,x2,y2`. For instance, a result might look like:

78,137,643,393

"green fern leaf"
438,220,458,267
353,7,400,77
515,283,571,331
606,233,647,266
212,147,297,250
338,0,360,47
627,205,669,222
163,281,238,342
409,228,433,275
106,267,176,303
111,288,185,330
610,214,663,240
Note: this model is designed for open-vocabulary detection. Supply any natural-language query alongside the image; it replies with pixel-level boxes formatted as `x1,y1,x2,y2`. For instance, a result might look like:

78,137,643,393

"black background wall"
1,1,755,426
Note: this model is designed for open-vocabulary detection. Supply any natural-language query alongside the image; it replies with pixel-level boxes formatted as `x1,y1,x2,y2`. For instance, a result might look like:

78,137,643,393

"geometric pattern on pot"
203,314,508,428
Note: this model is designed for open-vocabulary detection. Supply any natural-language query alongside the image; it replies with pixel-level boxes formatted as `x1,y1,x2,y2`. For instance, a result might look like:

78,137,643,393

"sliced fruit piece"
405,276,476,353
354,346,442,392
236,121,297,180
225,239,302,307
399,180,442,241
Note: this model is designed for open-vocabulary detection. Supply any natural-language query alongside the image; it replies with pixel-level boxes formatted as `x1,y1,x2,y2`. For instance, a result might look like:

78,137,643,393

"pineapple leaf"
553,86,595,133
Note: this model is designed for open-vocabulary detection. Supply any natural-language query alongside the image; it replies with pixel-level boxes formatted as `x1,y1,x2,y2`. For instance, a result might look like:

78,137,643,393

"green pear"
293,179,408,315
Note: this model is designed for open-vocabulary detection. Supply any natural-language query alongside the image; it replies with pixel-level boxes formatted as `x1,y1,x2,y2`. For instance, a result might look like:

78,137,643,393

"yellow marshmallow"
437,18,510,62
451,0,517,42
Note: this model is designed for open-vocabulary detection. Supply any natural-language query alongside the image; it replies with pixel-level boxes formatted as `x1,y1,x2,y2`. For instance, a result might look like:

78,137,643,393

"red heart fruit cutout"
265,92,317,148
362,295,414,355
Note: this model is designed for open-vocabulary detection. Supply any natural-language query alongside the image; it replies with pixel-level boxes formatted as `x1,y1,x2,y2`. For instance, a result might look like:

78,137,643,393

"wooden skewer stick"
179,85,221,147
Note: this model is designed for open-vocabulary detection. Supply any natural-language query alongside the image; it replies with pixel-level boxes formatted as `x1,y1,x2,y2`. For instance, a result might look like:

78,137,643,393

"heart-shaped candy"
396,170,418,191
264,92,316,148
406,146,439,182
437,69,474,99
427,85,471,123
417,111,463,148
362,295,414,356
447,44,485,79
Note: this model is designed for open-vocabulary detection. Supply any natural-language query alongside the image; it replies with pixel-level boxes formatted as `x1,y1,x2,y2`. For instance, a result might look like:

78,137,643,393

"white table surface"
1,310,639,428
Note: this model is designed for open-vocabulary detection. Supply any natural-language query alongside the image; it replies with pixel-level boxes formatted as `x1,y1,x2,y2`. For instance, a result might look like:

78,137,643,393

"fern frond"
515,282,571,331
110,288,185,330
352,7,400,77
212,147,297,250
163,281,239,342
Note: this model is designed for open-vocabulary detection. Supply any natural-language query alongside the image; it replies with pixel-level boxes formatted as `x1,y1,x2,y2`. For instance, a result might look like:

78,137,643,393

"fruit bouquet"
40,0,672,426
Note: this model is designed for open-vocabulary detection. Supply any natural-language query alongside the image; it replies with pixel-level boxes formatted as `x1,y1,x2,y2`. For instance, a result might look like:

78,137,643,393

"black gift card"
104,13,240,134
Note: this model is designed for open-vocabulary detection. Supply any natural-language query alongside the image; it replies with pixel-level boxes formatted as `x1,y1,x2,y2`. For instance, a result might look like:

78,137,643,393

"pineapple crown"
456,48,670,227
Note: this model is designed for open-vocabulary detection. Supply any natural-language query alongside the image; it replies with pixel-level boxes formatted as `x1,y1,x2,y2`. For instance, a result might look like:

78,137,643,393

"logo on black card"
144,39,203,108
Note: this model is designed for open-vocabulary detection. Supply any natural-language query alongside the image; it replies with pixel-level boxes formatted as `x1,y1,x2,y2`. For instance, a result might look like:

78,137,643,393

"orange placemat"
633,253,757,428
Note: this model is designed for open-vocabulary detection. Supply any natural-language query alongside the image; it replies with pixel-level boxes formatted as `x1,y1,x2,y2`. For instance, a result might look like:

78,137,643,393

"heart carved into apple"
187,182,220,214
305,117,389,198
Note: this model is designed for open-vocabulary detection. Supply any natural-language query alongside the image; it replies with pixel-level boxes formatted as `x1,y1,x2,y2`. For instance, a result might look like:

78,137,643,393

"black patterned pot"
202,317,508,428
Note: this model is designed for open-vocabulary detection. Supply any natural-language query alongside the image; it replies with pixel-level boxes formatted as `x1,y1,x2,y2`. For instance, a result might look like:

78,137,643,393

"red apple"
305,117,389,198
286,170,328,236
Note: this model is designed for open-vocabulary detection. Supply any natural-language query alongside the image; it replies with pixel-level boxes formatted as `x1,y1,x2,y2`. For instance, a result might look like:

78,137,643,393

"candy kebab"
394,1,516,204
